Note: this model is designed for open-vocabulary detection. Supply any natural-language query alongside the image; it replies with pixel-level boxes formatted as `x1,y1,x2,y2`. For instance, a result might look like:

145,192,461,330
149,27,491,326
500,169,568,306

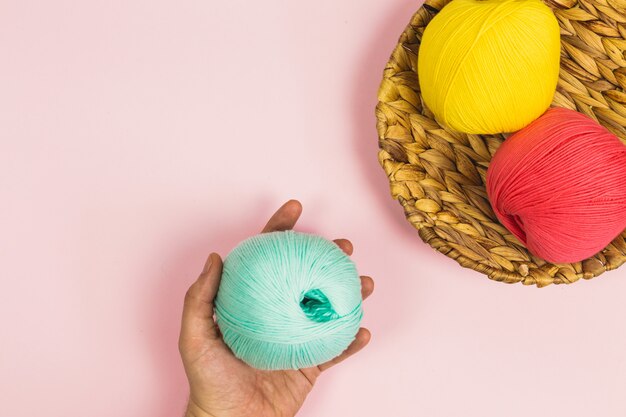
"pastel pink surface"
1,1,626,417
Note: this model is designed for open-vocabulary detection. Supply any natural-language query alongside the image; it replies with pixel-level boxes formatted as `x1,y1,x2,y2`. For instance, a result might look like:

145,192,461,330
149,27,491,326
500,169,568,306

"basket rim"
375,0,626,286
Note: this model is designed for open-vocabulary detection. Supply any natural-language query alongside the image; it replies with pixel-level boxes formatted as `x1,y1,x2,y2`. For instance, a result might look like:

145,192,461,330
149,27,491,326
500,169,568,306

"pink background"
2,0,626,416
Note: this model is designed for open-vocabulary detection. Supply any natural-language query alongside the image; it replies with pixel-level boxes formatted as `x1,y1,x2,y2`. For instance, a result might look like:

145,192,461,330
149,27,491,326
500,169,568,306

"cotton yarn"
486,107,626,263
214,230,363,370
418,0,561,134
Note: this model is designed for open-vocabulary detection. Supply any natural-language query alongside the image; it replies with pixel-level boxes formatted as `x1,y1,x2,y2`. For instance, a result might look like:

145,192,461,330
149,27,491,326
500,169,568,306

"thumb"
179,253,224,347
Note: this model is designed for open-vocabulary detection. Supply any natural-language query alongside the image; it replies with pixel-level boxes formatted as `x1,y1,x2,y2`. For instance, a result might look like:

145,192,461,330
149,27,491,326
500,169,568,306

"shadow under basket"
375,0,626,287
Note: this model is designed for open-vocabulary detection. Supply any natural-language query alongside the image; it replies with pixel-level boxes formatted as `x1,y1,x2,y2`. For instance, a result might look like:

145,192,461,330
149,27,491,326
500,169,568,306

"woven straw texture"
376,0,626,286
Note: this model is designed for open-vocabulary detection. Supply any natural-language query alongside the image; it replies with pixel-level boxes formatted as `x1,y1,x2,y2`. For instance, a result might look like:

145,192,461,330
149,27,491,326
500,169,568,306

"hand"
179,200,375,417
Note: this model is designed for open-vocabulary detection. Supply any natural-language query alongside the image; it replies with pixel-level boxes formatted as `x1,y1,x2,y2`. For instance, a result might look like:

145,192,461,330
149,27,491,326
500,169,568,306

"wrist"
185,399,214,417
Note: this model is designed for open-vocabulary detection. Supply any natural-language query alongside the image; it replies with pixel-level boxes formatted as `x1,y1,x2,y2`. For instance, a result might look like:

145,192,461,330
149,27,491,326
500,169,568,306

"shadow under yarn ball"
214,230,363,370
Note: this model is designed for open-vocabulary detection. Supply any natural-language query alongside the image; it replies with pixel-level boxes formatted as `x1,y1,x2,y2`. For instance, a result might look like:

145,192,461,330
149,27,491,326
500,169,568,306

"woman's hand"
179,200,374,417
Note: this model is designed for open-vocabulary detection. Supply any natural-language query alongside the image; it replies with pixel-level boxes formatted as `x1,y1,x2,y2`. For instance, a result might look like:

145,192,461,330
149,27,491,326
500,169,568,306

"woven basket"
376,0,626,286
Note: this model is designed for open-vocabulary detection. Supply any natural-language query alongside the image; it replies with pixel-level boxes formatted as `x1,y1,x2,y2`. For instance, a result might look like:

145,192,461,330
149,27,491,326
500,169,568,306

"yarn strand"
215,231,363,370
487,107,626,263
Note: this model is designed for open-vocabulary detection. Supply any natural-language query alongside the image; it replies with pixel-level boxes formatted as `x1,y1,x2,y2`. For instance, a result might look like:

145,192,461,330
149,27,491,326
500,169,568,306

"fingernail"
202,253,214,273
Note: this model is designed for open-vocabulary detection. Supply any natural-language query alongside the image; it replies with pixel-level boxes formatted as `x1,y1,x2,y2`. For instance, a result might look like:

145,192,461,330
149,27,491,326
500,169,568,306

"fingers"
334,240,374,299
316,273,372,373
333,238,353,256
180,253,224,345
333,240,374,300
259,204,374,373
313,273,372,373
317,328,371,372
261,200,303,233
360,276,374,300
262,204,354,256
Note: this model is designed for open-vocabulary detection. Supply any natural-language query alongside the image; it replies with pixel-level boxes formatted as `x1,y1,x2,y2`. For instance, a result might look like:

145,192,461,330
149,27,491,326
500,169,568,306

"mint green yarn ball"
214,230,363,370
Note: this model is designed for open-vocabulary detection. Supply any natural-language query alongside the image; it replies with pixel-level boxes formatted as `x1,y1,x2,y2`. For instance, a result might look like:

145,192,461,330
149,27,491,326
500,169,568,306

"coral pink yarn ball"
486,107,626,263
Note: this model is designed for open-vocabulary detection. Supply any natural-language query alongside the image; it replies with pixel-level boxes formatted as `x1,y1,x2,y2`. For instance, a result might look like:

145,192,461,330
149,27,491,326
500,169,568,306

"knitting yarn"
214,230,363,370
486,107,626,263
417,0,561,134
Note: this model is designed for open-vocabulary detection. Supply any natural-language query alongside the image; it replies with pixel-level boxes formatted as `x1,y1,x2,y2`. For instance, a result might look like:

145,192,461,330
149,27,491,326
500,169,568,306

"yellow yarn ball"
417,0,561,134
